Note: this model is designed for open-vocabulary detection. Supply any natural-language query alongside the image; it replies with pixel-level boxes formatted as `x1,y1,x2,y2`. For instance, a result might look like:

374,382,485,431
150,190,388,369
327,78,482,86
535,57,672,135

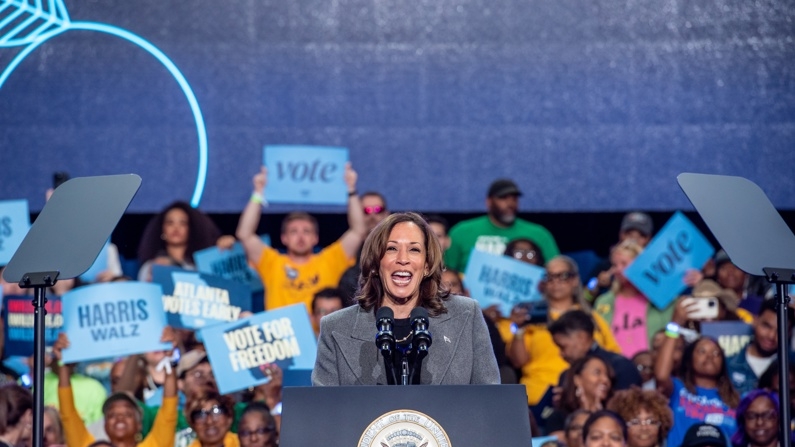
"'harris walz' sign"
60,282,171,363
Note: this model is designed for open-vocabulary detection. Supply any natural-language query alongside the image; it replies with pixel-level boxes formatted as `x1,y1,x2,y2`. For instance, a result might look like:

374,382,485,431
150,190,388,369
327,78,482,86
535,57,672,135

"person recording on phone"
311,212,500,386
672,279,752,341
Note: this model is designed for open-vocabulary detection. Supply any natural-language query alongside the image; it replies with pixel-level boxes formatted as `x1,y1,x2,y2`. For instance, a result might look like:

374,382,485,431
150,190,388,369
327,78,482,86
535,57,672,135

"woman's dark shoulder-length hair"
558,354,614,414
137,201,221,264
356,212,450,317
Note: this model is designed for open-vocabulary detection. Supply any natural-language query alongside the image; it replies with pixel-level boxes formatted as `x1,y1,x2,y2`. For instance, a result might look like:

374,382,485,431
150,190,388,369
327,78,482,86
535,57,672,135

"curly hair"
137,201,221,264
606,388,673,444
356,212,450,317
558,355,614,414
681,337,739,408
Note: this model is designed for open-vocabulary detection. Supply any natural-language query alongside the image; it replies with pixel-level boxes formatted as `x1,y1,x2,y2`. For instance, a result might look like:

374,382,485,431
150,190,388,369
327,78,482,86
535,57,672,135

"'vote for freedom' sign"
60,282,172,363
200,304,317,394
2,294,62,357
263,145,349,205
0,199,30,265
624,211,715,310
463,249,545,317
152,266,252,330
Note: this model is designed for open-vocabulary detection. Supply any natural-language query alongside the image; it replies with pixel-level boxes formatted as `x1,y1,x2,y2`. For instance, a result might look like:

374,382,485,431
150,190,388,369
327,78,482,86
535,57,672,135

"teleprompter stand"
679,173,795,447
2,175,141,447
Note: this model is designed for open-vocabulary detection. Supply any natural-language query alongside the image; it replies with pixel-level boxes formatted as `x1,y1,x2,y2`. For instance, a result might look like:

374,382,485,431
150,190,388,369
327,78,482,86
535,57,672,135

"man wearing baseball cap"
444,178,559,273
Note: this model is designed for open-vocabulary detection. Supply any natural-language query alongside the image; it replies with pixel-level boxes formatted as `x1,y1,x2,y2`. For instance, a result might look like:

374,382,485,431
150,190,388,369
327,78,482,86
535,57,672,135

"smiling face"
743,396,777,446
104,400,141,443
162,207,189,247
378,221,428,308
574,358,612,405
626,408,660,447
191,400,233,446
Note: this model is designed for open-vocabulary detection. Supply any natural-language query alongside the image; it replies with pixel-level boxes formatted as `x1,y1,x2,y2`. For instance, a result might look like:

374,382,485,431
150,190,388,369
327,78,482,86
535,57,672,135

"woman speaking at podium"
312,212,500,386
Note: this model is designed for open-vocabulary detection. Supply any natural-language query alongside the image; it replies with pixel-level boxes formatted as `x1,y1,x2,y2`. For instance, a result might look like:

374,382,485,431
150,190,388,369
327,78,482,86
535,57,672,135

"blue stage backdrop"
1,0,793,213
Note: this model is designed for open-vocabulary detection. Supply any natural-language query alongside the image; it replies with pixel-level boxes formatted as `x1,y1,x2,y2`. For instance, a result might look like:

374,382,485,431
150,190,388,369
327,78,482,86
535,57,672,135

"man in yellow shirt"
236,164,367,312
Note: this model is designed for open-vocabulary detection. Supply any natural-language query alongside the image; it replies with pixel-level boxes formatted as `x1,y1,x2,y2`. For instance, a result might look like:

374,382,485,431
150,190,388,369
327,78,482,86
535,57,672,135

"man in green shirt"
444,179,559,273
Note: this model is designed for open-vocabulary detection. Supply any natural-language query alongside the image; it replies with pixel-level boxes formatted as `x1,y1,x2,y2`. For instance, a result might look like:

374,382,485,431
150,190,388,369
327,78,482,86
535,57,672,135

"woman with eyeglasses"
506,255,620,407
656,334,739,447
237,403,278,447
606,388,673,447
582,410,628,447
593,240,676,359
52,332,178,447
185,391,237,447
730,389,780,447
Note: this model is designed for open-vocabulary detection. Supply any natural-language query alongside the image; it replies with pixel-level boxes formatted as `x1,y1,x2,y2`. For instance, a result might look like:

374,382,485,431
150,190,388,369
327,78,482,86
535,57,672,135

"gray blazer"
311,294,500,386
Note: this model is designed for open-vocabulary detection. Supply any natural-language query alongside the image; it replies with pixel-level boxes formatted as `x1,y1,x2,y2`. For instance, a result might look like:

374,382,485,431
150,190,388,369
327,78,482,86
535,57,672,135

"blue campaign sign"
152,266,252,330
263,145,349,205
79,240,110,283
532,436,560,447
0,199,30,265
2,294,62,357
60,282,172,363
193,237,270,293
624,211,715,310
200,304,317,394
701,321,753,358
462,249,545,317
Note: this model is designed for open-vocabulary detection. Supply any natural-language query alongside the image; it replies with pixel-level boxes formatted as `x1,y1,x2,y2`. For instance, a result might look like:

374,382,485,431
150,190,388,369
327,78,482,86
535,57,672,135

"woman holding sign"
52,332,179,447
312,212,500,386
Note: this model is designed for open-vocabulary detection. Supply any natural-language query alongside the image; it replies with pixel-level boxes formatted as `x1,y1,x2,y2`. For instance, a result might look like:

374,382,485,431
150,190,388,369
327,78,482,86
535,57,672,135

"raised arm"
339,163,367,259
654,297,691,397
236,167,268,265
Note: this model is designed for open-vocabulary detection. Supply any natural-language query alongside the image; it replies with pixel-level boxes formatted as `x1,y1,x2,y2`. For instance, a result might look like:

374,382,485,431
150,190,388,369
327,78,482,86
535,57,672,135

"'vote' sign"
0,200,30,265
624,211,714,310
263,145,349,205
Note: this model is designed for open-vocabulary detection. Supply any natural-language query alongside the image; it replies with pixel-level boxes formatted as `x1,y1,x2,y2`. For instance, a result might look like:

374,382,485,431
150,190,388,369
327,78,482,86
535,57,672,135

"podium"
280,384,532,446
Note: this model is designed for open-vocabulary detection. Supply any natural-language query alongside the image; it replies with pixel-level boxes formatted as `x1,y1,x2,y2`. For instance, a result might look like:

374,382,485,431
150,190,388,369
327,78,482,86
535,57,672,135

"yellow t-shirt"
498,309,621,405
257,240,355,311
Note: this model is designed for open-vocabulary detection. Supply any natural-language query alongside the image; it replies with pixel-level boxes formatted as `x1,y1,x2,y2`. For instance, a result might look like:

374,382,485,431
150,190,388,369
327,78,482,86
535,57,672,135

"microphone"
410,307,432,352
375,306,397,385
375,306,395,353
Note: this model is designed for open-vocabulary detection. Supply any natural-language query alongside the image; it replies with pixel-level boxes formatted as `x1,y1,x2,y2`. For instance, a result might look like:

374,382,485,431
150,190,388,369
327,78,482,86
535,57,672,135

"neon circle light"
0,0,208,207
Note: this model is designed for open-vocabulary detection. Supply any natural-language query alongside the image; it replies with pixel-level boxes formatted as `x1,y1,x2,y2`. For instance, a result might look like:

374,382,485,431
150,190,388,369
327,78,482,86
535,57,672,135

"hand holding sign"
263,145,350,205
623,212,715,310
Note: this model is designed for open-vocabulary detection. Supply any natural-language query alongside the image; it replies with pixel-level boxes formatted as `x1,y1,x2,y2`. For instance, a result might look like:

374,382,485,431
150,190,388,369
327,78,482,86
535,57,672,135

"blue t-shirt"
667,377,737,447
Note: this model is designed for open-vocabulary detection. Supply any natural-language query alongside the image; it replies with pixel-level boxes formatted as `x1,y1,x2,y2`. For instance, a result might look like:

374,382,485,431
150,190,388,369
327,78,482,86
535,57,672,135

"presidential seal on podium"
358,409,452,447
